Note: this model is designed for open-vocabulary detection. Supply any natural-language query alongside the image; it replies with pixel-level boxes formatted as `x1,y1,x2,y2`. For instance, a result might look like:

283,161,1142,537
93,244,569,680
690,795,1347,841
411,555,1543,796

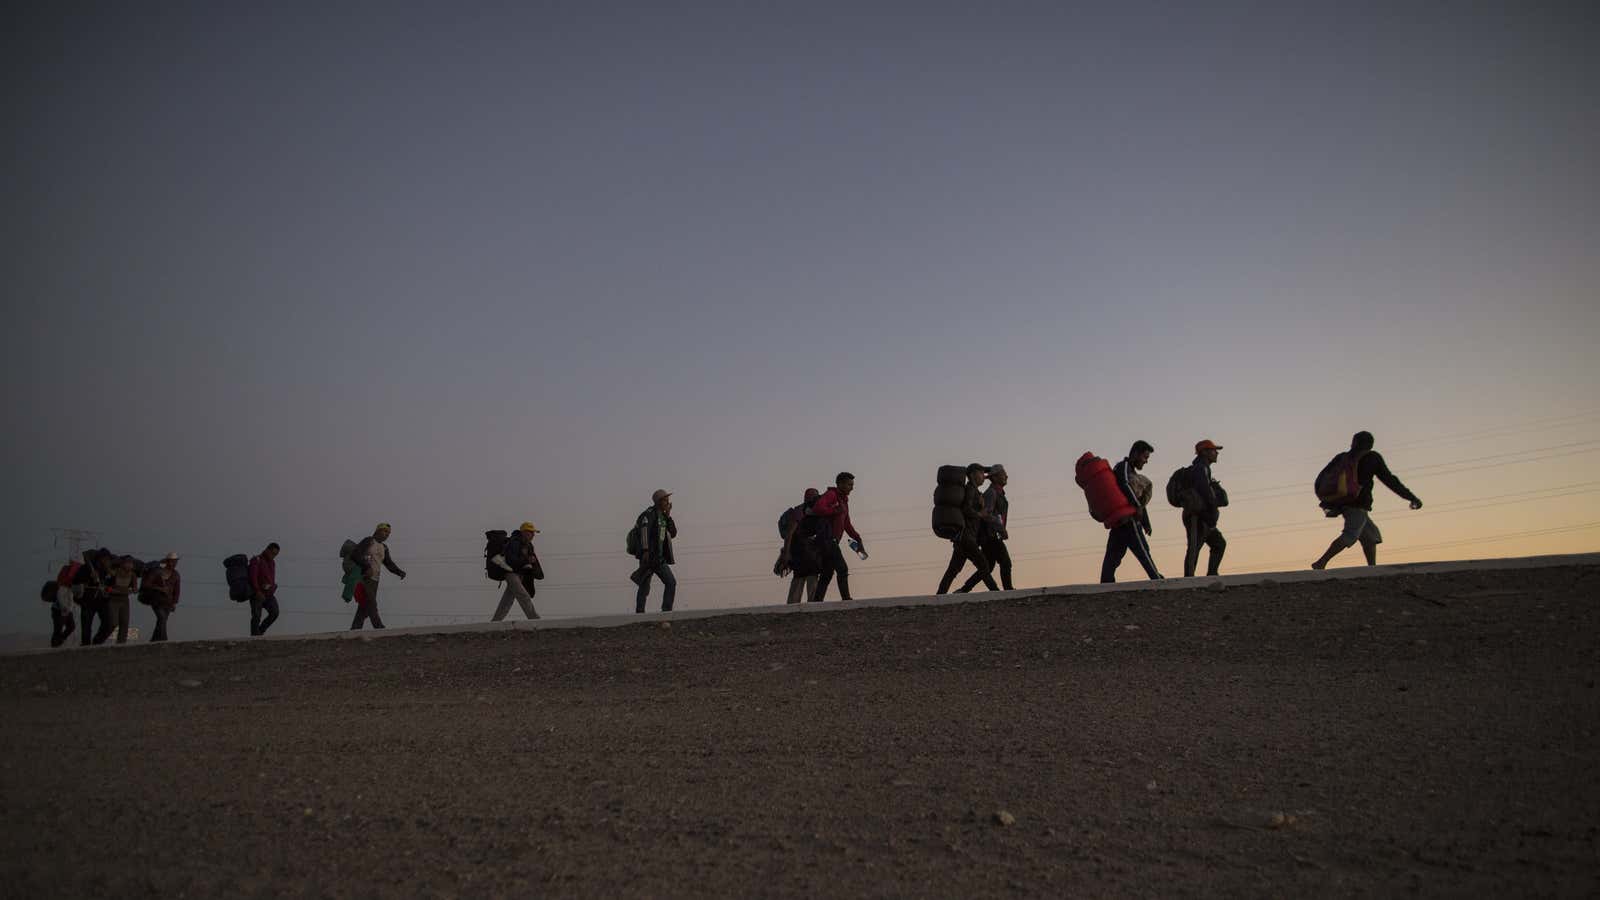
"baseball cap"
651,489,672,503
1195,439,1223,453
518,522,539,534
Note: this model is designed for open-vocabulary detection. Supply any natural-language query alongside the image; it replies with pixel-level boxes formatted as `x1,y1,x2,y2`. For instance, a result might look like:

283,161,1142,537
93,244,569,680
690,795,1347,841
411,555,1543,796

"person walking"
810,473,866,602
351,524,406,630
49,560,81,648
249,543,281,636
1100,441,1164,583
140,552,181,641
1312,431,1423,569
94,556,139,644
73,549,113,647
631,490,678,613
961,464,1013,591
780,488,822,604
939,464,999,593
1181,440,1228,578
492,522,542,621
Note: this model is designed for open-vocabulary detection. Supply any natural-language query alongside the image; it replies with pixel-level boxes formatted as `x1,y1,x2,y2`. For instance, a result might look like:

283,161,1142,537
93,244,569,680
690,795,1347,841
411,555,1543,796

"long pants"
939,533,997,594
50,609,75,647
150,605,172,642
635,563,676,613
1182,512,1226,577
351,581,385,629
1101,519,1161,583
786,574,818,604
493,573,539,620
251,594,280,635
962,536,1013,592
94,597,130,644
814,542,853,602
79,599,104,647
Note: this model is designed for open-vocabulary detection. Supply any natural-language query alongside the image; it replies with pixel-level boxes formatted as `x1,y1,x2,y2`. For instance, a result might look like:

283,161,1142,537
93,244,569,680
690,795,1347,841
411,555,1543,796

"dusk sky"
5,2,1596,640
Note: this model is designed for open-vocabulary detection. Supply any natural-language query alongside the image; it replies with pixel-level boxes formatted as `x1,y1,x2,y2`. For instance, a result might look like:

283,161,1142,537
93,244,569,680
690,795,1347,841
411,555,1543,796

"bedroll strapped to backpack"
484,530,509,581
1076,452,1138,528
931,464,967,539
1315,451,1366,506
222,554,250,602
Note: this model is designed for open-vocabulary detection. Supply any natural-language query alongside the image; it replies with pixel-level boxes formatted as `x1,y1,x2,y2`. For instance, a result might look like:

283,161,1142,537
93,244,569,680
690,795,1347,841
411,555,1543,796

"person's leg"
92,601,114,644
803,574,818,602
114,599,129,643
510,573,539,619
832,548,852,602
635,568,652,613
363,589,383,629
991,539,1013,591
937,542,967,594
260,596,280,634
51,609,72,647
1100,529,1128,584
657,564,676,612
956,537,997,593
1205,526,1226,576
350,602,367,630
1359,516,1382,566
492,578,516,621
250,596,264,635
1313,509,1365,569
814,543,846,602
81,602,101,646
1183,513,1204,577
151,606,168,642
786,575,804,605
1127,522,1162,580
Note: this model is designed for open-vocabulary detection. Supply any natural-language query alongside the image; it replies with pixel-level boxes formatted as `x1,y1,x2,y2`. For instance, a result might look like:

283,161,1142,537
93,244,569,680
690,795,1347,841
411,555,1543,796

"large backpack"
778,505,800,540
1075,453,1138,528
625,514,644,558
931,465,967,539
1165,467,1193,508
484,530,509,581
222,554,250,602
39,580,56,604
1315,451,1366,506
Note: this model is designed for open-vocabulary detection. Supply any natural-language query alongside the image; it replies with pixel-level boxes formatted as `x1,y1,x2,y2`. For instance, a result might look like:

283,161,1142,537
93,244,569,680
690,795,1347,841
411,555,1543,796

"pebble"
994,810,1016,827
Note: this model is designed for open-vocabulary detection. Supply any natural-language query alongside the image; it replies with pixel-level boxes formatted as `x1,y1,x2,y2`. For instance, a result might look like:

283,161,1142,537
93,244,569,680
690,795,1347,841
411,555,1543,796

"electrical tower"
49,528,102,573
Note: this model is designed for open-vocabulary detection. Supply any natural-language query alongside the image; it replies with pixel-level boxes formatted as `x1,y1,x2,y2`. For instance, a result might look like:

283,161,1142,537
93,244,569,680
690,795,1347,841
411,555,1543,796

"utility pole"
49,528,101,573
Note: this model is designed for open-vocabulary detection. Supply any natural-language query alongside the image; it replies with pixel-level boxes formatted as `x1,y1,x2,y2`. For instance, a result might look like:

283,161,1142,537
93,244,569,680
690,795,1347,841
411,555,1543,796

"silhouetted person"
141,552,181,641
96,556,138,644
961,464,1012,591
939,464,999,593
1182,440,1227,577
1312,431,1422,569
352,524,406,629
632,490,678,613
493,522,541,621
780,488,821,604
1101,441,1163,583
249,543,281,636
811,473,866,602
73,549,113,647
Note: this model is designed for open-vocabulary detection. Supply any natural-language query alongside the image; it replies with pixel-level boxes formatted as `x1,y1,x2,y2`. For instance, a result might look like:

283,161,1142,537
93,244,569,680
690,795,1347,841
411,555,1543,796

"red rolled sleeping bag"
1075,452,1137,528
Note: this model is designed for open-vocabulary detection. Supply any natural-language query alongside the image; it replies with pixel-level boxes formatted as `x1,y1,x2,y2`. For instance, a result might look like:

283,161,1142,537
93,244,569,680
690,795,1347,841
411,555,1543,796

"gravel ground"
2,564,1598,898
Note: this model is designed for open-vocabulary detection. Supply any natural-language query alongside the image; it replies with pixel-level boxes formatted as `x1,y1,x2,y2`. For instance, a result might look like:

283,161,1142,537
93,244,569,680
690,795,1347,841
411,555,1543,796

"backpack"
338,539,357,562
778,505,803,540
222,554,250,602
1315,451,1366,506
40,580,56,604
625,513,645,558
1166,468,1193,508
484,530,509,581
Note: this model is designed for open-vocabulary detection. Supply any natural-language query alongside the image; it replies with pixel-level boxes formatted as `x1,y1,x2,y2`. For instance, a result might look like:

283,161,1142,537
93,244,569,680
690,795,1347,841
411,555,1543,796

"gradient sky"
5,1,1597,640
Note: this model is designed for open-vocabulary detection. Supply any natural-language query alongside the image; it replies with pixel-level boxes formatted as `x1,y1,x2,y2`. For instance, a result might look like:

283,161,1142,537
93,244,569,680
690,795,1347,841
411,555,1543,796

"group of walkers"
36,432,1423,647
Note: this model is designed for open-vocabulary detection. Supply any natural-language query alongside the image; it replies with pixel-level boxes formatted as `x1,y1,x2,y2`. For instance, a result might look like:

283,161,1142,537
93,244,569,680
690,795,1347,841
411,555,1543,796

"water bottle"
848,539,868,560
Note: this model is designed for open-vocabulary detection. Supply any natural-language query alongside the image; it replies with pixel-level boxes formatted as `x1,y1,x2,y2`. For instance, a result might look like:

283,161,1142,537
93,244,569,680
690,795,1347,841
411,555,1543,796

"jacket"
354,537,405,580
1186,457,1222,520
1347,451,1419,512
983,484,1009,540
809,487,861,545
503,534,539,572
1113,459,1151,530
249,555,277,598
634,508,677,565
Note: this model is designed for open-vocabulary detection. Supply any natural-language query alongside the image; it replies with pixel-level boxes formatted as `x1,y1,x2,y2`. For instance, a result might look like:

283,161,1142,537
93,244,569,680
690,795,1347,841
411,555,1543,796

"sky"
4,1,1597,641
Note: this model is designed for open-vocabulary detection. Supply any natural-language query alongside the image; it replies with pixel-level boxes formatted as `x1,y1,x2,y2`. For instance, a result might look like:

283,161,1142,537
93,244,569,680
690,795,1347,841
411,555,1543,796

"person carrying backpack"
1101,441,1164,583
938,464,999,594
810,473,866,603
1311,431,1422,570
249,543,281,636
779,488,821,604
631,490,678,613
351,524,406,630
491,522,542,621
1181,440,1228,578
48,561,81,648
139,552,181,642
960,464,1013,591
72,549,114,647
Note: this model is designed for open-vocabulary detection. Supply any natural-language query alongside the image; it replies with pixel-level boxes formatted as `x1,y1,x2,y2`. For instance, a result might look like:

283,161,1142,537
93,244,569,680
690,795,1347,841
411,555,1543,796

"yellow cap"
519,522,539,534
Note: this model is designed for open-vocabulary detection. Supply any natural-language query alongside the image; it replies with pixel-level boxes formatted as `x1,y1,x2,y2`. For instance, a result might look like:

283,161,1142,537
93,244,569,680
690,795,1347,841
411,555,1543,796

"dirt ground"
2,564,1597,898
